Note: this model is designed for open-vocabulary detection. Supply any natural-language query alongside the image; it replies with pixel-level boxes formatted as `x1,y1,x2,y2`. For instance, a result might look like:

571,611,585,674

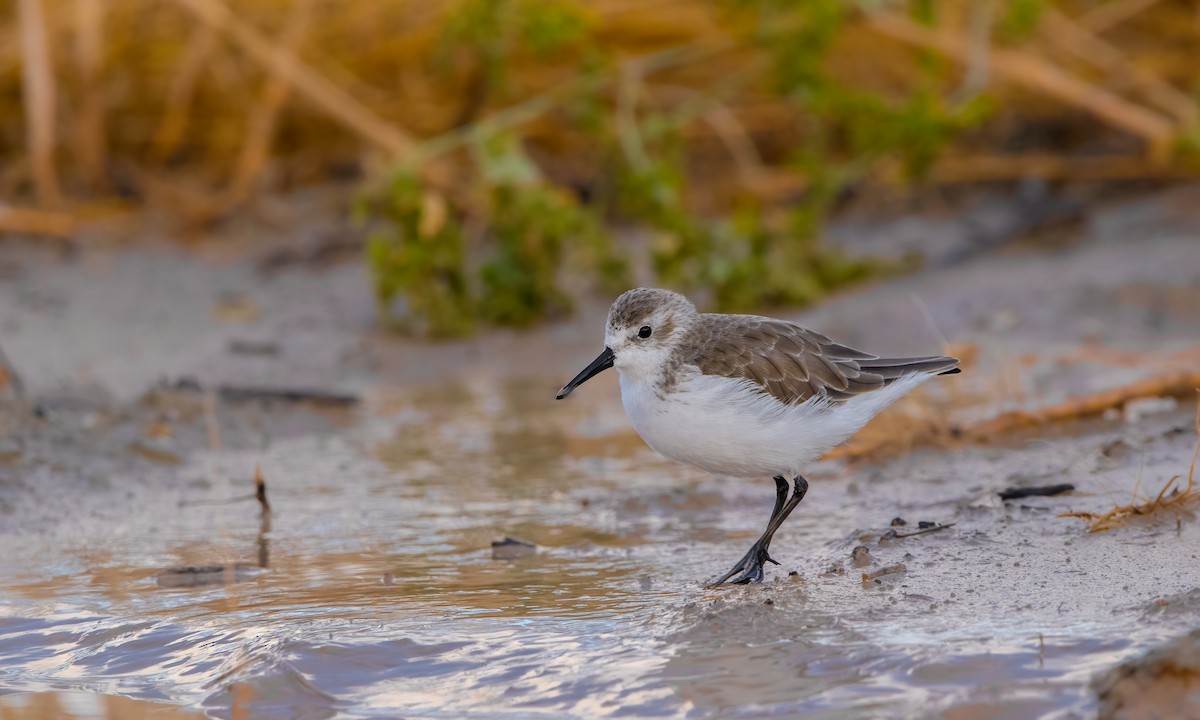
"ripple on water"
2,381,1200,718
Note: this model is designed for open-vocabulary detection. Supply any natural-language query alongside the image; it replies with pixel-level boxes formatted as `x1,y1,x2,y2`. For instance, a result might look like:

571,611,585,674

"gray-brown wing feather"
687,315,959,405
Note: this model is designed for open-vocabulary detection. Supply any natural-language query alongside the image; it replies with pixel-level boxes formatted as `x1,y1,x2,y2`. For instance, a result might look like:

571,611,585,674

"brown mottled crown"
606,288,697,335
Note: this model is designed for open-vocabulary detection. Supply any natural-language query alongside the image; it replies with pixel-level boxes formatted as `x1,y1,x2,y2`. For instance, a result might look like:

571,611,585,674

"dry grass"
833,353,1200,530
826,345,1200,464
963,370,1200,441
1059,404,1200,532
4,0,1200,226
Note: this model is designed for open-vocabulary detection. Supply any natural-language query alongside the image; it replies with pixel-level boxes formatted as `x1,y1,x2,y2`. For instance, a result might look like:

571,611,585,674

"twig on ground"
169,377,360,406
254,465,271,516
892,523,956,539
862,563,906,582
213,385,360,406
256,465,271,567
998,484,1075,501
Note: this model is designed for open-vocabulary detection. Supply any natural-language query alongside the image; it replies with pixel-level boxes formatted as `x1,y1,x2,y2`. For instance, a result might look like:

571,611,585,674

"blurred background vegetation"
4,0,1200,335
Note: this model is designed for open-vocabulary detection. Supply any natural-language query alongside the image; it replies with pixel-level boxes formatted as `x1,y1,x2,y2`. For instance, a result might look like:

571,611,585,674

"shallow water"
2,377,1199,719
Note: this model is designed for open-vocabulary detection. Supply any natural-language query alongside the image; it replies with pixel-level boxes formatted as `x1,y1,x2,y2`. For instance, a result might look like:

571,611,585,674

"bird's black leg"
767,474,789,525
707,475,809,587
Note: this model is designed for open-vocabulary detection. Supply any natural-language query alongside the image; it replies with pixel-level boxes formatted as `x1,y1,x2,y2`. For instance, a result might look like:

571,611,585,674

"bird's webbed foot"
706,541,779,587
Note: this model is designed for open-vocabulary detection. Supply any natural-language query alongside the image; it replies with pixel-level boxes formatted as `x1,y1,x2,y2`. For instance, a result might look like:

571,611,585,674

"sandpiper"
556,288,960,586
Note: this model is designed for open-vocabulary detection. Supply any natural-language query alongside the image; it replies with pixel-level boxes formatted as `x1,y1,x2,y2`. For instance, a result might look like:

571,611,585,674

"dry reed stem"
924,154,1194,183
1037,9,1196,126
866,11,1177,157
1059,403,1200,532
254,465,270,516
827,369,1200,463
153,24,219,161
17,0,64,209
171,0,415,157
218,0,317,214
1053,345,1200,370
0,205,75,237
1078,0,1166,33
652,82,768,188
0,341,25,399
123,165,228,224
611,40,737,175
703,103,767,186
10,0,1198,212
203,389,221,453
73,0,107,191
963,370,1200,441
960,0,995,98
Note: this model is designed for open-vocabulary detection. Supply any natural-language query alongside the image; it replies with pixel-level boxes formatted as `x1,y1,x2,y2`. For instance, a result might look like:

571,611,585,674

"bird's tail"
857,355,960,382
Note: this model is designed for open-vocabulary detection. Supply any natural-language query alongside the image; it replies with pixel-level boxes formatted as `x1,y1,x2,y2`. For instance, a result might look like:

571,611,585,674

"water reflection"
0,692,204,720
0,378,1198,718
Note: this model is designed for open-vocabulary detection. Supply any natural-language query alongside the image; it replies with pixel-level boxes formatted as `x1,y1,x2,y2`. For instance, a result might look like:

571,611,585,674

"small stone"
491,536,537,560
851,545,871,568
918,521,937,529
890,517,908,527
821,563,845,577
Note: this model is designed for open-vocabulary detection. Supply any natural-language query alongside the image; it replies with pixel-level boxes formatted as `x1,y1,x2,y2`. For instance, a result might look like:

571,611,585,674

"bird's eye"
638,326,652,339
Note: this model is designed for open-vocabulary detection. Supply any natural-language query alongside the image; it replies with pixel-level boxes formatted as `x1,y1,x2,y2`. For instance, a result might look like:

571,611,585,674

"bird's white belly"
619,371,823,478
619,368,930,478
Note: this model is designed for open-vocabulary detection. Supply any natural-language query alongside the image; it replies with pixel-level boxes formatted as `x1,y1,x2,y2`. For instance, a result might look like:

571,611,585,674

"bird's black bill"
556,347,614,399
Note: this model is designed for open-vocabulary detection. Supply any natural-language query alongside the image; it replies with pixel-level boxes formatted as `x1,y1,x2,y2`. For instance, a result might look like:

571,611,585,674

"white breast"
619,367,931,478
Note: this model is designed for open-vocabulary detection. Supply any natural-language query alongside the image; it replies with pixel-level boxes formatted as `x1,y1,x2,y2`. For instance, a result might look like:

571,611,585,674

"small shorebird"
556,288,960,586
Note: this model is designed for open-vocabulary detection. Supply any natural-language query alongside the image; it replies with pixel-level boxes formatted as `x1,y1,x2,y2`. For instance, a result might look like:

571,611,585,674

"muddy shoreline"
2,189,1200,718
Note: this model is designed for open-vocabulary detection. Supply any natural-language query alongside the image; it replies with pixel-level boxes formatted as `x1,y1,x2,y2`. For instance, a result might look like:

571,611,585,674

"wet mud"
2,193,1200,718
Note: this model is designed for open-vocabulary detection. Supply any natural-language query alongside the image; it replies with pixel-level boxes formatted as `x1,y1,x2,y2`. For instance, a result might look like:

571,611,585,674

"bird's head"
556,288,699,399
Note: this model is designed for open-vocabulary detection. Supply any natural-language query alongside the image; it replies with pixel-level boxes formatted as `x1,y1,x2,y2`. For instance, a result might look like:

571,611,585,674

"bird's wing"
687,315,959,405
